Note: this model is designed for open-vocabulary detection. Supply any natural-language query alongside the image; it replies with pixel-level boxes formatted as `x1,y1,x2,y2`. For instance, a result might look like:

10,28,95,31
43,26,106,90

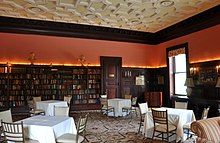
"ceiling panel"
0,0,219,33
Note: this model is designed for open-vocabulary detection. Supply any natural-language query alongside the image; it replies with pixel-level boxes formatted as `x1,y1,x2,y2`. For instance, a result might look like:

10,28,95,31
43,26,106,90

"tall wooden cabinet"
144,92,163,107
0,64,101,112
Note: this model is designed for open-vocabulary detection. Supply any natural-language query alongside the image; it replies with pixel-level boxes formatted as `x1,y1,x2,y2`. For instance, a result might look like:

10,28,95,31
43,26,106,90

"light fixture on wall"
216,77,220,97
184,78,195,96
216,77,220,87
27,52,36,65
77,55,86,66
77,55,90,66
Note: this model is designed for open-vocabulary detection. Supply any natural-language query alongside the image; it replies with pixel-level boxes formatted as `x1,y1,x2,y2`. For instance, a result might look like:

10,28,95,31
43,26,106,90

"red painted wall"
155,24,220,67
0,33,154,67
0,24,219,67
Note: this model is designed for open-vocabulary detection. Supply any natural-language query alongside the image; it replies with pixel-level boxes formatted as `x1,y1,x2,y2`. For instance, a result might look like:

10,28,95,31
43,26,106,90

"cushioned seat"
155,124,177,132
56,133,84,143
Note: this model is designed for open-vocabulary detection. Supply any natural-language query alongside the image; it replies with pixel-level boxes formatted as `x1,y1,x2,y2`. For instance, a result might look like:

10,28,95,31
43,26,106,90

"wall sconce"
5,62,11,73
216,77,220,96
216,65,220,74
77,55,86,66
27,52,36,65
190,67,198,75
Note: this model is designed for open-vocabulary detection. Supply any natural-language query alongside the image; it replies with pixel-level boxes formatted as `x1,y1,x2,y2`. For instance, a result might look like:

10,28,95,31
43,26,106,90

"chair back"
100,98,108,107
100,94,107,99
201,106,210,119
0,109,12,126
33,96,41,105
1,120,24,143
131,97,137,106
138,102,148,115
175,101,188,109
124,95,132,99
54,106,69,116
76,113,89,142
64,96,72,106
27,100,35,109
151,108,168,126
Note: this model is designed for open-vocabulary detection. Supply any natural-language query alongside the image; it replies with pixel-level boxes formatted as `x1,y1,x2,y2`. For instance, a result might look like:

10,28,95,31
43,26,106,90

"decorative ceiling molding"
0,0,219,33
0,5,219,45
155,4,220,43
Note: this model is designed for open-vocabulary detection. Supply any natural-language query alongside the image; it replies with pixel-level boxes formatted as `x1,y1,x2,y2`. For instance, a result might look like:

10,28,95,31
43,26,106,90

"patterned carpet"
71,112,166,143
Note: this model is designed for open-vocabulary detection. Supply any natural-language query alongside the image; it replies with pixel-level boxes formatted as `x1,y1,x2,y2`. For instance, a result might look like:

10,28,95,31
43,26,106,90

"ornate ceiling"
0,0,219,33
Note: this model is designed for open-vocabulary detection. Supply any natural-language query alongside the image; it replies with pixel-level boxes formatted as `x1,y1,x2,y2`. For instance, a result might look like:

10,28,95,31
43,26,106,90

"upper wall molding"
0,5,219,45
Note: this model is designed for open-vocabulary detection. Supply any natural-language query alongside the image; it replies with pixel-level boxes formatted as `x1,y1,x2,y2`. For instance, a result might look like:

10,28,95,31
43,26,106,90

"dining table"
143,107,196,141
107,98,131,117
36,100,68,116
17,115,76,143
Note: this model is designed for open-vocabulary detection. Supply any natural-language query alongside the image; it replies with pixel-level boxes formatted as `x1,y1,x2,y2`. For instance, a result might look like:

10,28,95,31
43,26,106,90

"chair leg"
162,132,164,142
167,133,169,143
187,129,190,138
152,130,155,141
135,108,138,117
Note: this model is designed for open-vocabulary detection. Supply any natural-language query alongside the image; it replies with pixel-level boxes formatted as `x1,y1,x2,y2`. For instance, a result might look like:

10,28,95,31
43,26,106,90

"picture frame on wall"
135,75,145,85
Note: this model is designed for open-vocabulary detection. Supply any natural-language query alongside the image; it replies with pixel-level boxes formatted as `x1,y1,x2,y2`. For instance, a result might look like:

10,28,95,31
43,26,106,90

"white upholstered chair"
138,102,149,133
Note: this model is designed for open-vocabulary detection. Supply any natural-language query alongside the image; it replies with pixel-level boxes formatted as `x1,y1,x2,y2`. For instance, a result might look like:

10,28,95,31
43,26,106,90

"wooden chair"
100,96,115,116
183,106,210,138
64,95,72,106
151,109,177,142
0,109,13,141
124,94,132,99
151,108,177,142
1,120,39,143
122,97,138,117
138,102,148,133
27,100,45,116
54,106,69,116
56,113,89,143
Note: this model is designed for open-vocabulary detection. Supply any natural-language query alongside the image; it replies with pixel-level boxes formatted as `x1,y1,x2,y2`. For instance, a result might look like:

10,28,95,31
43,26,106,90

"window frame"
166,43,190,98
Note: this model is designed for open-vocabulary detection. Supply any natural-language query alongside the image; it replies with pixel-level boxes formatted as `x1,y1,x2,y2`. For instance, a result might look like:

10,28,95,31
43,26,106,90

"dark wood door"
101,56,122,99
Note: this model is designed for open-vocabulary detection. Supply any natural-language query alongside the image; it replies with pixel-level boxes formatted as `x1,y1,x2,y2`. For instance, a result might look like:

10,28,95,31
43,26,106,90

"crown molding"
155,5,220,44
0,16,155,44
0,5,219,45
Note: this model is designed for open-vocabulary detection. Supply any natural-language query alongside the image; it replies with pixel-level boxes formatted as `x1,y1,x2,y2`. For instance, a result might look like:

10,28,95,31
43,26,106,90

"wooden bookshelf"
0,64,101,112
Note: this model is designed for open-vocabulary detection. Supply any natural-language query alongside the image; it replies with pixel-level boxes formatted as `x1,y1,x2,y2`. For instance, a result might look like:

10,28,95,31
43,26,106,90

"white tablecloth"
143,107,196,141
108,98,131,117
18,115,76,143
36,100,68,116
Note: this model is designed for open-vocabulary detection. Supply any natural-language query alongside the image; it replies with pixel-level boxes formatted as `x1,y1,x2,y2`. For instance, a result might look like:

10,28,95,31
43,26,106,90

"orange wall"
0,33,155,67
155,24,220,67
0,24,219,67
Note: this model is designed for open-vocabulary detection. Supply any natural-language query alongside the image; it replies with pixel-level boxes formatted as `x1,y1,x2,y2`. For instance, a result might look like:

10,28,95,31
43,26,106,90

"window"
167,43,189,96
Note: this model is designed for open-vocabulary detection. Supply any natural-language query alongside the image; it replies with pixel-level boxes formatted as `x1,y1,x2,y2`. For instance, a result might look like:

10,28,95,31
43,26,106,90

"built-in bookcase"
0,64,101,111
